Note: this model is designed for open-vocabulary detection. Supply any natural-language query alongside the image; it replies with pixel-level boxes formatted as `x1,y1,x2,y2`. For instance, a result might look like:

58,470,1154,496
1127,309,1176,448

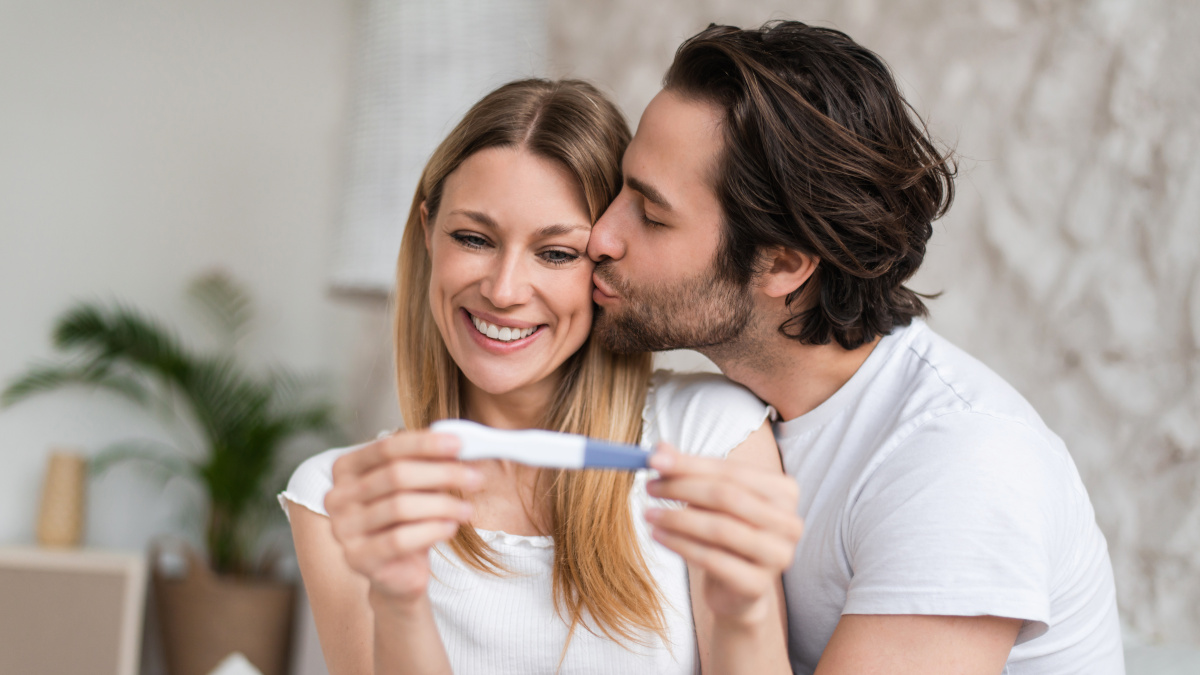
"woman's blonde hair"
394,79,662,648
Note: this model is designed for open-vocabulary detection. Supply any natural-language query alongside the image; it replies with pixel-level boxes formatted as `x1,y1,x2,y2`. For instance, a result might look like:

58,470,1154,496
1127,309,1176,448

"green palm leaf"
90,439,196,485
187,271,252,346
3,275,344,578
1,361,150,408
53,302,189,380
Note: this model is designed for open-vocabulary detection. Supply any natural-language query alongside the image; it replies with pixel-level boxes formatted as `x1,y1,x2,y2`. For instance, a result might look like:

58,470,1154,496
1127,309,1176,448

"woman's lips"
461,309,543,353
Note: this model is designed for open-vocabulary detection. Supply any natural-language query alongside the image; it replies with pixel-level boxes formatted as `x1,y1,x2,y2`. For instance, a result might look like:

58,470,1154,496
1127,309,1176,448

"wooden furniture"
0,546,146,675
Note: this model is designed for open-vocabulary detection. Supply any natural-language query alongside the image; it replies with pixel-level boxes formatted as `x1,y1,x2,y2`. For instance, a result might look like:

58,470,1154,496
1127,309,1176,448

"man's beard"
592,259,756,354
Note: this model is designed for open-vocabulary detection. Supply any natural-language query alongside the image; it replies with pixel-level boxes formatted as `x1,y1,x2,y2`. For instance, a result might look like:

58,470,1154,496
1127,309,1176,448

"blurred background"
1,0,1197,673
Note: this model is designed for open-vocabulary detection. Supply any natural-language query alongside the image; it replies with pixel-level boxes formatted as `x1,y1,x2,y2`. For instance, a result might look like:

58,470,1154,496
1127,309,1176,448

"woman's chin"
457,362,546,398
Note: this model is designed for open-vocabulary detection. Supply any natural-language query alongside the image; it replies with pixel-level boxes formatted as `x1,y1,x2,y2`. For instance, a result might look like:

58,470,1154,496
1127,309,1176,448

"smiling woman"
277,78,795,675
423,146,596,395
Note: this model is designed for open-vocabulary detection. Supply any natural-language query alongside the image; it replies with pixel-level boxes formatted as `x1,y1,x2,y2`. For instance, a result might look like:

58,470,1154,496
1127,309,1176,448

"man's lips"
592,273,619,302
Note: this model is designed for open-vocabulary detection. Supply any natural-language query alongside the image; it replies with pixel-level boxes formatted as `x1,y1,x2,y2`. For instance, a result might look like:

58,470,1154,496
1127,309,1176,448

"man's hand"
645,441,803,624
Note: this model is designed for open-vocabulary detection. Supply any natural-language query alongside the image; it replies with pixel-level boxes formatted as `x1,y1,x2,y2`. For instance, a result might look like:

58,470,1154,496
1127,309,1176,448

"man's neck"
703,331,881,422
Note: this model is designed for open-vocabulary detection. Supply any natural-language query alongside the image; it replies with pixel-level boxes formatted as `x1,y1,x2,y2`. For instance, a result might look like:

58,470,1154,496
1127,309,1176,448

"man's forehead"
625,90,724,206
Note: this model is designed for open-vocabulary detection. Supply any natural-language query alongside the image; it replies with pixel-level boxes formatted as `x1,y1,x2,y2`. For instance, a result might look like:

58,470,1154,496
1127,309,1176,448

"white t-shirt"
778,319,1123,675
279,370,769,675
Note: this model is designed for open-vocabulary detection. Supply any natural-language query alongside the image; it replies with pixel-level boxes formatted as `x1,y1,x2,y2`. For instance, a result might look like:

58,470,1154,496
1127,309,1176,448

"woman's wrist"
710,594,777,633
368,584,431,621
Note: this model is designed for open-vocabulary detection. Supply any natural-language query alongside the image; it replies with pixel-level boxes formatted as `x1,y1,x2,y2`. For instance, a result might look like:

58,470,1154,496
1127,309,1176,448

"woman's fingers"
646,475,804,543
649,443,800,510
650,526,771,599
356,459,484,502
344,520,461,574
331,431,461,482
325,458,483,513
646,505,796,571
357,492,473,535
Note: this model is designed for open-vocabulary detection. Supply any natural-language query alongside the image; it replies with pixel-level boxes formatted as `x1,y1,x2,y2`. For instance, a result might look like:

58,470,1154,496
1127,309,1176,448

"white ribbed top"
280,370,770,674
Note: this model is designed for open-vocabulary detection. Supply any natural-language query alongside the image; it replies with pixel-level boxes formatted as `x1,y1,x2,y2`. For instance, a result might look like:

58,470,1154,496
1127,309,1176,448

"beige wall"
0,0,401,561
550,0,1200,644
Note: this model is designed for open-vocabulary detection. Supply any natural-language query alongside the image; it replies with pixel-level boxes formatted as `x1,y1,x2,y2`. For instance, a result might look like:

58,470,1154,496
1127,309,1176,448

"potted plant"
2,272,343,675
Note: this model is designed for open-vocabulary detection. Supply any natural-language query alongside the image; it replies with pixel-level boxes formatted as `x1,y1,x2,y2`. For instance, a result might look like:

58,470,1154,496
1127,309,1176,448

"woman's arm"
289,430,481,675
289,502,375,674
646,421,797,675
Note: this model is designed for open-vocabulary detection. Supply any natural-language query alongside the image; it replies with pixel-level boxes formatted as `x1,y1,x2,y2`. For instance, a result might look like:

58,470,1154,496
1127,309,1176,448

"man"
589,21,1124,674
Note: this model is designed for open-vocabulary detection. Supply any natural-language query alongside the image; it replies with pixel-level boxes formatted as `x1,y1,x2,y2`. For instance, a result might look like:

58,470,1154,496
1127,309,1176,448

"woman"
280,79,795,674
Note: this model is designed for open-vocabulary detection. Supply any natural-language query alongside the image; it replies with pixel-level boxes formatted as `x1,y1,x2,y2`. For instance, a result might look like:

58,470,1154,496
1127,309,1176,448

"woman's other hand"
324,431,484,604
646,423,801,634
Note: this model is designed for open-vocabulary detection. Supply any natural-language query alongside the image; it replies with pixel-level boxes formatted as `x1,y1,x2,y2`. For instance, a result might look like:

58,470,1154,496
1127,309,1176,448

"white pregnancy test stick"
430,419,649,470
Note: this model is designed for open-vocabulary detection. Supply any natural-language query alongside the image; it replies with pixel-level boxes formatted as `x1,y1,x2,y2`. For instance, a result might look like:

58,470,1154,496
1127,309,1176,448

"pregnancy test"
430,419,649,470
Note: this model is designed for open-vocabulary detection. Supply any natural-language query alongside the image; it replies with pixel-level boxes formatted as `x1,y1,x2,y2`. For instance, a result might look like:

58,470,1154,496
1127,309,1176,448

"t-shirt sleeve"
843,412,1070,644
277,442,369,522
642,370,771,460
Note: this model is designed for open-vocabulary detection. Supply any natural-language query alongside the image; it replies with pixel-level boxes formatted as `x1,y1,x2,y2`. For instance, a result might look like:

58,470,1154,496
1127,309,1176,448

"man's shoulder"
887,321,1049,434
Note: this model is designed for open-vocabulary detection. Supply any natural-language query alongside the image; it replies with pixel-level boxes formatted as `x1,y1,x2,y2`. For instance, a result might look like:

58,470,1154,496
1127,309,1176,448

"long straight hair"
393,79,663,648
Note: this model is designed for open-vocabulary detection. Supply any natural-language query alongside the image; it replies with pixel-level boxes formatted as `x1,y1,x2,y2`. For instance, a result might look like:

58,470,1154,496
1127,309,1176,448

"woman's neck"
457,372,564,536
460,371,562,430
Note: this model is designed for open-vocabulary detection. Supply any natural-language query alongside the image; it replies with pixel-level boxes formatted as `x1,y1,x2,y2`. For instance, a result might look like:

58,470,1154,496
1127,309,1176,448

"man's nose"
480,254,532,308
588,194,629,263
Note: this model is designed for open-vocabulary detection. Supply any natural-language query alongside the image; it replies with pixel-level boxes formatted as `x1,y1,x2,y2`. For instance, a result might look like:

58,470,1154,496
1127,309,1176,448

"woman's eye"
450,232,489,249
540,249,578,265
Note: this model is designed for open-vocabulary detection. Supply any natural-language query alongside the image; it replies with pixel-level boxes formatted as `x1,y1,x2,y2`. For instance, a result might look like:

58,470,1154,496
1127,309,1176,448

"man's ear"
760,247,819,299
420,201,431,252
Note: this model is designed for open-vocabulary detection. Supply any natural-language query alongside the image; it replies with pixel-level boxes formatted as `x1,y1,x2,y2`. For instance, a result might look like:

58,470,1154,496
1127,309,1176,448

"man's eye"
540,249,578,265
451,232,488,249
641,213,665,228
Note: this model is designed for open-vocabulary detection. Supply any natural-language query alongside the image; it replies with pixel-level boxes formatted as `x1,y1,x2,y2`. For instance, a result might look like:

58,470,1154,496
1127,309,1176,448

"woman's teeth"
471,315,536,342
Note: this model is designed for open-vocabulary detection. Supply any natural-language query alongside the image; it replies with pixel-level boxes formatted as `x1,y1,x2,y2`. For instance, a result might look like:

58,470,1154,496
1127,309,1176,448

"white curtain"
330,0,548,293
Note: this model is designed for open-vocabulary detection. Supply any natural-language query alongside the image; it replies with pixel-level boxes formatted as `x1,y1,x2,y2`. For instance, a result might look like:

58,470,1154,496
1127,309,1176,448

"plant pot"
152,543,295,675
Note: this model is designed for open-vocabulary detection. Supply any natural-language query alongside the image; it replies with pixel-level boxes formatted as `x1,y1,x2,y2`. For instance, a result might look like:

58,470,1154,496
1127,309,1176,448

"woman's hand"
323,431,483,604
646,440,802,627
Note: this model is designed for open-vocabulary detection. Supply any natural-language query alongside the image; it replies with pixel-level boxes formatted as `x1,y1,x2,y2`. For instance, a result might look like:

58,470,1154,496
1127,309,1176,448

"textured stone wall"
550,0,1200,643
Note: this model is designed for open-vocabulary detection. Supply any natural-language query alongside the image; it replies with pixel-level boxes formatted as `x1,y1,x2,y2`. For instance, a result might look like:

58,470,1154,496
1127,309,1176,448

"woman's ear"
421,202,431,252
760,247,819,299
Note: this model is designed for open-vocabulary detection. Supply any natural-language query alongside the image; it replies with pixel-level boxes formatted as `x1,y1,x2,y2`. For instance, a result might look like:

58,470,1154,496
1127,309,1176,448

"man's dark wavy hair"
664,21,956,350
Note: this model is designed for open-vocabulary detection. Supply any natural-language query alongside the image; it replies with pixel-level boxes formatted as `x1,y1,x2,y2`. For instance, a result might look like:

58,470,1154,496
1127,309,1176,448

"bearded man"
590,21,1124,675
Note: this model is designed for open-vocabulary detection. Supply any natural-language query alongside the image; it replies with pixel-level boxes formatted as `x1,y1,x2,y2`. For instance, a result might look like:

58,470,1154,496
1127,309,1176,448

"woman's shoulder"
642,369,771,460
277,440,373,521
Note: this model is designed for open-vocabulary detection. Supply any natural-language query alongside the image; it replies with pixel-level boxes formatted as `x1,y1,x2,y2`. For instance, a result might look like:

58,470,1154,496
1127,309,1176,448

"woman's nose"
480,254,532,308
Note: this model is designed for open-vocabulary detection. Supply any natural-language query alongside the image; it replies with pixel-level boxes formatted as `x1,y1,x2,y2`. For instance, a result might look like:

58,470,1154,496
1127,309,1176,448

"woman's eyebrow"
450,210,588,238
450,209,498,228
534,223,590,238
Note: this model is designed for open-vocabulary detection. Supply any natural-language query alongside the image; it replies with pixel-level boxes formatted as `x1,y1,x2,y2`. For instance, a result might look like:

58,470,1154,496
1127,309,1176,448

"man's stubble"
592,258,765,363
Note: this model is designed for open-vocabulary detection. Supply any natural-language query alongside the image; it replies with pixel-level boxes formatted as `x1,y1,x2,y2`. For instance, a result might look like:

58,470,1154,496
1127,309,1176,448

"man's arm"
816,613,1021,675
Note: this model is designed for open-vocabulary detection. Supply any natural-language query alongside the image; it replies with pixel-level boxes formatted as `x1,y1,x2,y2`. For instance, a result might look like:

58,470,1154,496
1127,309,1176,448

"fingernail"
459,503,473,520
648,452,674,471
645,508,662,523
646,479,661,496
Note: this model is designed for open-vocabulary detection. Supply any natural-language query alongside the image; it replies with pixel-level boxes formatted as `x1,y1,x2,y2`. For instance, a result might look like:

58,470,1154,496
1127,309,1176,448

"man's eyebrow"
626,176,672,211
449,210,588,238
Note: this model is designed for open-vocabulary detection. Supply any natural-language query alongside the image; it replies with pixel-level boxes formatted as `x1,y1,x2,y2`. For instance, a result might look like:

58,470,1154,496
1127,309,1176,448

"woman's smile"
461,308,545,353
